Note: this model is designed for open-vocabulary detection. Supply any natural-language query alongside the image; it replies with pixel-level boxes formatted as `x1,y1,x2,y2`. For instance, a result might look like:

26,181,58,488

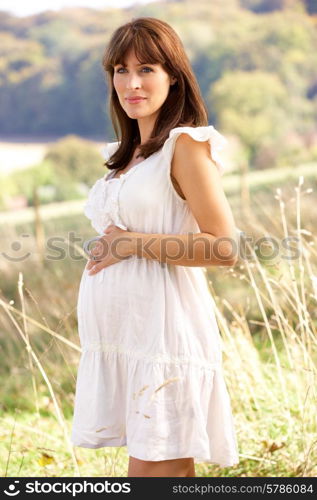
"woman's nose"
126,72,142,89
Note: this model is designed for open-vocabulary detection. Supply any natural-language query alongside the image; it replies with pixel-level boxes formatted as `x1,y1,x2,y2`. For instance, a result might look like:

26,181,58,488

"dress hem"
71,437,239,468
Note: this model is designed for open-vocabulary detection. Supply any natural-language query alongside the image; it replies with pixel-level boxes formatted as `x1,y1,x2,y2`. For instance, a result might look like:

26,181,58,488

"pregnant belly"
76,256,222,363
77,256,169,350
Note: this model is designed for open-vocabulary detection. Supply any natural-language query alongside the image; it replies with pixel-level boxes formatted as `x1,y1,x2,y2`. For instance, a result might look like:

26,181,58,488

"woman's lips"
126,98,146,103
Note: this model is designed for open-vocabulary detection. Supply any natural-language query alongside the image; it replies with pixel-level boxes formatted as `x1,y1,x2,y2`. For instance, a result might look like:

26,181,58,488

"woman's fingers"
89,241,103,259
88,263,102,275
85,227,118,273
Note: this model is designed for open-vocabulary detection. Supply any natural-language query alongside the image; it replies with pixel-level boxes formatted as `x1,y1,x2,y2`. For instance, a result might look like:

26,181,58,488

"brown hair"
102,16,208,175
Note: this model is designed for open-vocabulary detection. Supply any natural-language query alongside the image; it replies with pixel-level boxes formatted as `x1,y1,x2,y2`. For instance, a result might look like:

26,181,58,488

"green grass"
1,163,316,226
1,171,316,477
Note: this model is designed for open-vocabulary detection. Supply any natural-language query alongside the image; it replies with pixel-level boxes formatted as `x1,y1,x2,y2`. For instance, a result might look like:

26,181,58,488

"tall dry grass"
0,176,316,477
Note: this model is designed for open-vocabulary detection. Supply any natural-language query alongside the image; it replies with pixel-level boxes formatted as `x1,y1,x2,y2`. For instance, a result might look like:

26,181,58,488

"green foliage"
1,175,317,476
0,136,106,209
209,70,289,165
0,162,53,209
6,161,57,206
0,32,46,85
44,134,105,186
0,2,316,168
28,18,82,58
239,0,305,14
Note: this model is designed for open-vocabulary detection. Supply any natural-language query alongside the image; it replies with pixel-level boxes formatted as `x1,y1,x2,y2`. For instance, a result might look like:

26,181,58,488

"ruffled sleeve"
83,179,101,223
162,125,228,175
100,141,120,162
162,125,244,239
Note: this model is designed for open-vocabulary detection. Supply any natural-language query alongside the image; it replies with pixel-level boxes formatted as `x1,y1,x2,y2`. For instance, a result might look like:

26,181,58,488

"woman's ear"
170,75,177,86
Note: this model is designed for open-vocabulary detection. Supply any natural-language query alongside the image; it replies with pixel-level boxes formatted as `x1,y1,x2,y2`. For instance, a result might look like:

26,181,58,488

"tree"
44,135,107,186
208,70,289,214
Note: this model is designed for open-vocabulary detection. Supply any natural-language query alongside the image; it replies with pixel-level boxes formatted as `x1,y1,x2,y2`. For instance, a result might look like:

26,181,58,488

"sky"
0,0,154,17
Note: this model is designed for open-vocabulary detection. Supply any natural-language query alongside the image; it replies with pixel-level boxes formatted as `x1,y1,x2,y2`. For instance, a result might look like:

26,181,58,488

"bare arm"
128,230,237,267
87,133,239,274
127,133,238,267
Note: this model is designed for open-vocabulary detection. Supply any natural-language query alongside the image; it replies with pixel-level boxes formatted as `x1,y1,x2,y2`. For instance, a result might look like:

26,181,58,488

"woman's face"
113,48,176,123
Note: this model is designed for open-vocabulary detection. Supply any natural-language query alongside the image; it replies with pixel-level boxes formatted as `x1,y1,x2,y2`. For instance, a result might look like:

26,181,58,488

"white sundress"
71,125,240,467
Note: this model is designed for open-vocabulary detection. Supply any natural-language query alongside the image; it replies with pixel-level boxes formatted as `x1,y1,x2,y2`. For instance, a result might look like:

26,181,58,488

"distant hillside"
0,0,316,172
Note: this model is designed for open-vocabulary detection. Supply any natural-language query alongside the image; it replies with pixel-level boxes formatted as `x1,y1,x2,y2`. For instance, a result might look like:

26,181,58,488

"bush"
44,134,106,186
1,135,107,209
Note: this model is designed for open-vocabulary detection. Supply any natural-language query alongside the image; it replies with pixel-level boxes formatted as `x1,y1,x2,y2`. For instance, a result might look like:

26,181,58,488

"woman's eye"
115,67,153,73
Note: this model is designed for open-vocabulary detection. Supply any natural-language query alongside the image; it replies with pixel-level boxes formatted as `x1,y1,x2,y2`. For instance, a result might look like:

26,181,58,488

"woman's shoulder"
162,123,228,175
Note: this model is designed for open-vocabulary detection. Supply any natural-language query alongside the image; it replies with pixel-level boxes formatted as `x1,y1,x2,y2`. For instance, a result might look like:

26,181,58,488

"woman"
71,17,240,477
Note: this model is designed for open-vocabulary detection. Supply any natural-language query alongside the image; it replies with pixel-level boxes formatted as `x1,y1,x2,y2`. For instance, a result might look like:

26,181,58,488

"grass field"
1,168,316,477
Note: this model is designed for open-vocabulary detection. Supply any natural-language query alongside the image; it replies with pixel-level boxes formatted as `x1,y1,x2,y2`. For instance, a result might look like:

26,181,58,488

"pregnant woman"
71,16,240,477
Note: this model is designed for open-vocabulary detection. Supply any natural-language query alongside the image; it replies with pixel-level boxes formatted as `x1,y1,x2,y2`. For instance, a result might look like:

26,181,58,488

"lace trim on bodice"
83,177,128,235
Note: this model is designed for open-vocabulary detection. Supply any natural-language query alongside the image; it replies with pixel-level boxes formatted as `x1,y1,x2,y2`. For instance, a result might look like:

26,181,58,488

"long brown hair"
102,17,208,174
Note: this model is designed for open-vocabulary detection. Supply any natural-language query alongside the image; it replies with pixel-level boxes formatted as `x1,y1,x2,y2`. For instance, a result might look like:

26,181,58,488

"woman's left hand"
86,224,132,275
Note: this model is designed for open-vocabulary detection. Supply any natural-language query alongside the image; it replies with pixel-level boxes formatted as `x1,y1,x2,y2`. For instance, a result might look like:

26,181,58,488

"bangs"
101,16,208,166
104,26,166,70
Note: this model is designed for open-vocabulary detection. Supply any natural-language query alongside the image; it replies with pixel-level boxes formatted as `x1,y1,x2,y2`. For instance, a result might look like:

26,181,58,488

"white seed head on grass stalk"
293,229,312,236
311,275,317,298
95,426,110,433
149,377,182,402
132,379,182,418
132,385,149,400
